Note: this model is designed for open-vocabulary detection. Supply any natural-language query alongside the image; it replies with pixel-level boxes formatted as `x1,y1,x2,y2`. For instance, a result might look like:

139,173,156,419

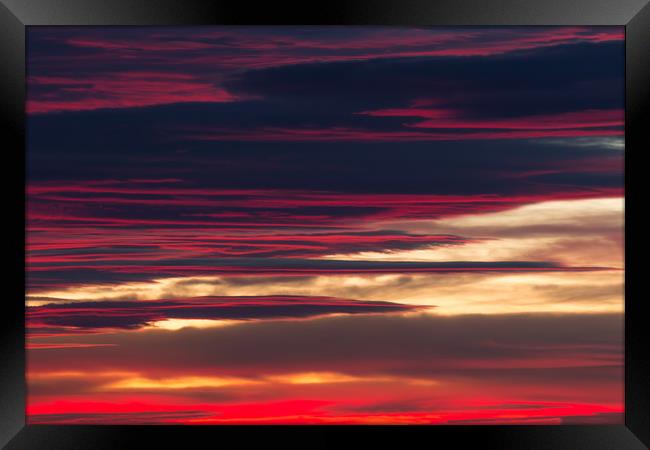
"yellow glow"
267,372,368,384
436,197,623,229
27,270,623,316
322,236,561,262
43,370,440,391
102,376,260,390
266,372,439,386
144,318,239,331
322,197,624,267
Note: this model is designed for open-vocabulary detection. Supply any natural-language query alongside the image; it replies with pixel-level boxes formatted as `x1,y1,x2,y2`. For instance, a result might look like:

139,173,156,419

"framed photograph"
1,0,648,448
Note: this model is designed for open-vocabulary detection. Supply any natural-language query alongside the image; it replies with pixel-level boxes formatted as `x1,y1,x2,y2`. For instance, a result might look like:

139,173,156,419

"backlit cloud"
28,295,422,332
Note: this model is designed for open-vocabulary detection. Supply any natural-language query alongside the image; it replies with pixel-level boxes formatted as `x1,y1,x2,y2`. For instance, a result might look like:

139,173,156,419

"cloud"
26,312,623,423
28,312,622,378
26,269,624,316
27,121,623,198
339,197,624,267
27,27,622,114
27,401,622,425
28,183,622,232
27,73,236,114
28,409,215,425
28,295,422,331
176,41,623,142
28,229,470,260
188,125,623,142
27,184,621,293
224,40,622,115
27,31,623,152
27,259,607,293
541,136,625,150
362,107,622,130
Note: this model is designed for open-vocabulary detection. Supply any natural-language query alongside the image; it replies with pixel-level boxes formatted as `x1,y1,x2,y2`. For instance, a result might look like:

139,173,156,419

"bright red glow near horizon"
26,26,624,425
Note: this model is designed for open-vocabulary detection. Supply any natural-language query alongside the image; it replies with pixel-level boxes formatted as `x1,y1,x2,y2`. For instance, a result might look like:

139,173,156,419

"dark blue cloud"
29,295,422,330
26,37,623,197
26,260,603,292
224,41,623,116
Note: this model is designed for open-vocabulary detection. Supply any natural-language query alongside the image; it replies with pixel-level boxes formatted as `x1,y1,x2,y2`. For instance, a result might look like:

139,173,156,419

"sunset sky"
26,26,624,425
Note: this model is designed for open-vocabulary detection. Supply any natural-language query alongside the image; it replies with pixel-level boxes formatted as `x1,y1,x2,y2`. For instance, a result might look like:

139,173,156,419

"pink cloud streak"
28,27,623,114
28,72,236,114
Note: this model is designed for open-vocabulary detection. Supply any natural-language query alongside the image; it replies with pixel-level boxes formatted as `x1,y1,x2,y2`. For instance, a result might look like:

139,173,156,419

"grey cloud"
30,312,623,378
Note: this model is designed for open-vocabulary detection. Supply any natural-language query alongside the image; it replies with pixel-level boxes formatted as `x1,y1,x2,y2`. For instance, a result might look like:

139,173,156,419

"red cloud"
188,125,623,142
26,312,623,424
28,27,623,114
361,108,623,130
28,183,622,230
26,399,622,424
188,107,623,143
27,73,237,114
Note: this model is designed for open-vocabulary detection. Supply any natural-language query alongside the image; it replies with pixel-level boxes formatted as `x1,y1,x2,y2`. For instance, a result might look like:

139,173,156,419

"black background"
1,0,648,448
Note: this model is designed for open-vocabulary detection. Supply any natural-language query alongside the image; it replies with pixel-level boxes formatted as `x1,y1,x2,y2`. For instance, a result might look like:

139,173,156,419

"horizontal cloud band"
28,295,422,332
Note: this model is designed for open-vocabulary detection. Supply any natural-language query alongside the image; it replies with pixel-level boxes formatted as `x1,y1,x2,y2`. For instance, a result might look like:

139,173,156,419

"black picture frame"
1,1,647,448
